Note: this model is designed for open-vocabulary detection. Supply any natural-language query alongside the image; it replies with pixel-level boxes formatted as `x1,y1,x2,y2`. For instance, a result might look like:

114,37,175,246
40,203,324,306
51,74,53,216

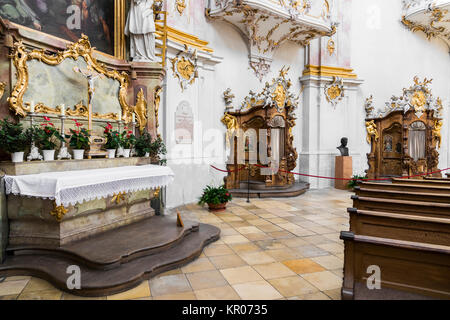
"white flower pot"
73,149,85,160
123,149,131,158
145,152,150,158
107,149,116,159
11,152,24,163
43,150,55,161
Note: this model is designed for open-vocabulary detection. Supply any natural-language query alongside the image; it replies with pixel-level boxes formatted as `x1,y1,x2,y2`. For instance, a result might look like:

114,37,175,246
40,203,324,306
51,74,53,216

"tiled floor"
0,188,351,300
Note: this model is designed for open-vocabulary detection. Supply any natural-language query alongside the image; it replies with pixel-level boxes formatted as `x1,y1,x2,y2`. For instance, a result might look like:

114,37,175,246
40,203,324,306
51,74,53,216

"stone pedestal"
335,156,352,190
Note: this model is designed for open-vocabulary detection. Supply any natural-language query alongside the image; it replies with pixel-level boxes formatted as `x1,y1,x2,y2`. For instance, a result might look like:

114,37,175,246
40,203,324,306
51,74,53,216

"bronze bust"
337,137,349,156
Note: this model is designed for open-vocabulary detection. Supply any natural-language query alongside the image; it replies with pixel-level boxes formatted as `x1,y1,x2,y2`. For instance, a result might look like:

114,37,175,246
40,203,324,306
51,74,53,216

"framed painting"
0,0,126,58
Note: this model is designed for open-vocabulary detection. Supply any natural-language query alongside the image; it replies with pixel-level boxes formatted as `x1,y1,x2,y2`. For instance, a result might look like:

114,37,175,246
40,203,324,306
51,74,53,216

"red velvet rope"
210,164,450,182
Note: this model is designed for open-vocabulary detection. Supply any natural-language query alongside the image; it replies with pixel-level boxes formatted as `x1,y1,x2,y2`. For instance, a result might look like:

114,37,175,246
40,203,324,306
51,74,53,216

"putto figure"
125,0,156,62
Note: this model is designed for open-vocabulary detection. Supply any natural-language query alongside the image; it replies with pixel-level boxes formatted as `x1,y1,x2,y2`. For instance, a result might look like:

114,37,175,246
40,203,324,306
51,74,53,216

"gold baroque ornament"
0,82,5,100
221,112,239,148
7,35,134,123
154,86,163,133
50,203,68,222
324,76,344,107
365,120,379,144
176,0,187,15
327,38,335,56
170,45,198,91
111,192,127,204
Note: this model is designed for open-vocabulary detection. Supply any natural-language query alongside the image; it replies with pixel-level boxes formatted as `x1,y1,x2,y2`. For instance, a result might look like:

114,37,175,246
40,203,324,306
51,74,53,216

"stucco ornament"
171,45,198,91
324,76,344,107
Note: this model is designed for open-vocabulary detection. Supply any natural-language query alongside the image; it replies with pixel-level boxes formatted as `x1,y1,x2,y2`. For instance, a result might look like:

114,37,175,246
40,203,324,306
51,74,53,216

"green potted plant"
119,127,136,158
32,116,64,161
0,118,31,163
198,185,232,212
149,135,167,164
103,122,120,158
135,129,152,157
65,120,90,160
347,173,367,190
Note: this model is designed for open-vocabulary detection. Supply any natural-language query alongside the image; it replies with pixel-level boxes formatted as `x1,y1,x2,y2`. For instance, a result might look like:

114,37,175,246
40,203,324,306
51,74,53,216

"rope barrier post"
247,164,250,203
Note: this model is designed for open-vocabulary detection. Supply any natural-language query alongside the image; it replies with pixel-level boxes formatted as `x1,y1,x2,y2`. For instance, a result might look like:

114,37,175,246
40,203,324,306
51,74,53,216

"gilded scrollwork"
154,85,163,133
324,76,344,107
50,203,68,222
65,102,119,120
170,45,198,91
8,35,133,123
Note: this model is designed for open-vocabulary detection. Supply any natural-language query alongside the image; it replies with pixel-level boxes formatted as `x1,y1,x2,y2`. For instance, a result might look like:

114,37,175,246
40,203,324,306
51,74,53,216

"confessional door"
381,123,403,177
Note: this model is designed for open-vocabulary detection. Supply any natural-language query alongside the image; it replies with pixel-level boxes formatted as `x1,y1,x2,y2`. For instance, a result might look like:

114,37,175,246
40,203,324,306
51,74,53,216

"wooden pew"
351,195,450,219
347,208,450,246
358,181,450,195
424,176,450,181
340,231,450,300
392,178,450,188
354,186,450,203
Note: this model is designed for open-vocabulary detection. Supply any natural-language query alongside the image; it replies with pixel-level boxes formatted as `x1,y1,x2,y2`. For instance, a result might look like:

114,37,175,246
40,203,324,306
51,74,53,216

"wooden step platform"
0,216,220,297
358,181,450,194
354,186,450,203
230,181,309,198
392,178,450,187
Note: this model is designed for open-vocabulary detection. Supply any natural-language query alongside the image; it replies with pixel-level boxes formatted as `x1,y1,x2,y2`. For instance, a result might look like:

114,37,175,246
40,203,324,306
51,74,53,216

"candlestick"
61,104,65,116
132,113,135,123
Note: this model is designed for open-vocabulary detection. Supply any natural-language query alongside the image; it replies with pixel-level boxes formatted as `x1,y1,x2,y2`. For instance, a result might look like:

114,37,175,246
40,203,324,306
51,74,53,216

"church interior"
0,0,449,301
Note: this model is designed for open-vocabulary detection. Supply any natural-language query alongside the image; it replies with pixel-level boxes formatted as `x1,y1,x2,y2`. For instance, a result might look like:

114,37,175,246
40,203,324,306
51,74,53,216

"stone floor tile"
302,271,343,291
265,248,302,261
0,279,29,296
230,242,260,253
22,278,55,293
18,289,63,300
324,288,342,300
107,282,151,300
153,292,197,300
245,233,272,241
292,245,330,258
235,226,264,234
317,243,345,254
232,280,283,300
268,276,318,298
222,235,250,244
186,270,228,291
203,244,234,257
253,262,296,280
288,292,331,300
283,259,326,274
181,257,216,273
209,254,247,269
195,285,241,300
238,251,276,265
220,266,264,285
311,255,343,270
149,274,192,296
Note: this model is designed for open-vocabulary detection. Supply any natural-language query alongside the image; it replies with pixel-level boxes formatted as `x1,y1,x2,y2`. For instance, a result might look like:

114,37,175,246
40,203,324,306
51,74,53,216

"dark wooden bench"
424,176,450,181
358,181,450,195
347,208,450,246
351,195,450,219
354,186,450,203
392,178,450,188
340,231,450,300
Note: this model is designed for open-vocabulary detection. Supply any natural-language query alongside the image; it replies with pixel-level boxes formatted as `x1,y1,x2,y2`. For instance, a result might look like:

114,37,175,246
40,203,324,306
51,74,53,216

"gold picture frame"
8,35,136,124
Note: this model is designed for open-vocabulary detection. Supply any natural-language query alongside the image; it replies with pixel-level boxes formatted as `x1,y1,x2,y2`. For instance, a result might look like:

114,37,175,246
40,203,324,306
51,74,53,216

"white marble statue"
125,0,156,62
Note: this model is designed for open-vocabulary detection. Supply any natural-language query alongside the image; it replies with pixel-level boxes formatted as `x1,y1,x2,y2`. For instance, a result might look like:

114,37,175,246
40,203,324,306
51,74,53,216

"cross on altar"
73,65,105,131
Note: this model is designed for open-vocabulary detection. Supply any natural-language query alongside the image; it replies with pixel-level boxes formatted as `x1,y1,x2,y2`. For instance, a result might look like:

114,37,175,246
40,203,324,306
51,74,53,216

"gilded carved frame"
8,35,137,124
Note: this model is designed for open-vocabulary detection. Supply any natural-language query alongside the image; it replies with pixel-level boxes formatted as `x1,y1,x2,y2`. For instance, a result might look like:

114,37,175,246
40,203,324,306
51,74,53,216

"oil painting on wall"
0,0,114,55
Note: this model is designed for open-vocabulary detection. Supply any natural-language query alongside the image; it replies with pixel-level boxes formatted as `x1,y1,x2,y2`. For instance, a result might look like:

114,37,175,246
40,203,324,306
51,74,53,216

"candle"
61,104,65,116
132,113,136,123
30,101,34,113
119,113,122,122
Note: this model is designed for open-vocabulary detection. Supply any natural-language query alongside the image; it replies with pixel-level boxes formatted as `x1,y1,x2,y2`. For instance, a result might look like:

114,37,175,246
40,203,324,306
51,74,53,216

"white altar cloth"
4,165,174,207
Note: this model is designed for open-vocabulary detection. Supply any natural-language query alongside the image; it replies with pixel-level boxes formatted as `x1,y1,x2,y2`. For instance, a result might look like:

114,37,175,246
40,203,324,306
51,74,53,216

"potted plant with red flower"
65,120,90,160
103,122,120,158
32,116,64,161
198,185,232,212
0,118,32,163
119,127,136,158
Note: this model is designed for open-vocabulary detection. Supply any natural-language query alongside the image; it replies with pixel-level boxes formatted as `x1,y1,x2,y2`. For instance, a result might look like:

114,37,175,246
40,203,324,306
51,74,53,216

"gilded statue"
366,120,379,144
134,88,148,133
0,82,5,100
433,120,443,149
221,112,238,147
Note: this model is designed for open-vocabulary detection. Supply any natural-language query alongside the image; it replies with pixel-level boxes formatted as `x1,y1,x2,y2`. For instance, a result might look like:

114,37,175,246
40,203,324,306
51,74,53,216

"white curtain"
409,129,426,161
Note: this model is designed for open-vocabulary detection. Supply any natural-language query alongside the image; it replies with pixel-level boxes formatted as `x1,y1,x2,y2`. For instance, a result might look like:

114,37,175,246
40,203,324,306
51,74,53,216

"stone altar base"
0,216,220,296
7,190,155,246
335,156,353,190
